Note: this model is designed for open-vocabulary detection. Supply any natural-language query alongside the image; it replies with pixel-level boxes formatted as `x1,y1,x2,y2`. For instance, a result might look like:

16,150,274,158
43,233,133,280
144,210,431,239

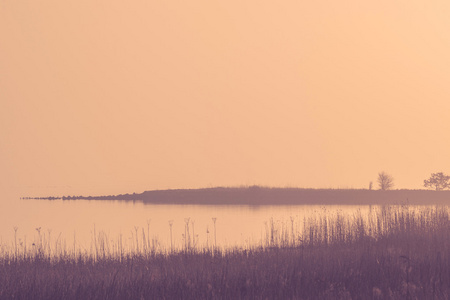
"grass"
0,205,449,299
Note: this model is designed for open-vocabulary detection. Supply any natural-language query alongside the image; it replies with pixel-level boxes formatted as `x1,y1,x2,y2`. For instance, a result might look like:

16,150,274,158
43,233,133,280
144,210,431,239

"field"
1,205,449,299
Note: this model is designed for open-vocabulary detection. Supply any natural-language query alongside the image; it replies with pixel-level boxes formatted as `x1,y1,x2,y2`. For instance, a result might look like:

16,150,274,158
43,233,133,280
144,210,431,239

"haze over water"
1,1,450,252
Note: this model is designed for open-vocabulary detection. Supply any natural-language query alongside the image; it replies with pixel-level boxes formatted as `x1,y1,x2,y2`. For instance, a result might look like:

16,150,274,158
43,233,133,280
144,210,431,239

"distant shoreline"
23,186,450,205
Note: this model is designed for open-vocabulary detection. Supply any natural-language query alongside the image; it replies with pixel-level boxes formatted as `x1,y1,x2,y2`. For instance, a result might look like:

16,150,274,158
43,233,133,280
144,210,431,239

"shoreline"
23,187,450,205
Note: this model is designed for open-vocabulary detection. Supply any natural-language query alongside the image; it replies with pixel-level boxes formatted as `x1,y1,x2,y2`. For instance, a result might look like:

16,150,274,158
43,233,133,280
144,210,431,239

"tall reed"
0,205,448,299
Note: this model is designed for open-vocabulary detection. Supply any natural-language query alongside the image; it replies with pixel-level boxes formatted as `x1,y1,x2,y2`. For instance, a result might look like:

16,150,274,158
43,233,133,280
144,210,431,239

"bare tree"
377,172,394,190
424,172,450,191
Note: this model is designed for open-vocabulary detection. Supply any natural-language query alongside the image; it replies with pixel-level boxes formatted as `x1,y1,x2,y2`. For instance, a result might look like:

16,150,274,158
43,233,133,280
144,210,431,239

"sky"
1,0,450,197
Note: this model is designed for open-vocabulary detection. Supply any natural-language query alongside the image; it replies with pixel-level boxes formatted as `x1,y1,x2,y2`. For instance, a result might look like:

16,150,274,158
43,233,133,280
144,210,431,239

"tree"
423,172,450,191
378,171,394,190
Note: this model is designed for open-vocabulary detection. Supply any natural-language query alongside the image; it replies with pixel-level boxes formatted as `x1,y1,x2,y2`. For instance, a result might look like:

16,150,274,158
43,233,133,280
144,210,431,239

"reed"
0,205,448,299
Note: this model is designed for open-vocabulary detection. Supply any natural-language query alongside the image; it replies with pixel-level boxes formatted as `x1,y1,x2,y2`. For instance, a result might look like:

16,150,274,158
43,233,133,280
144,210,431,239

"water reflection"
0,198,421,253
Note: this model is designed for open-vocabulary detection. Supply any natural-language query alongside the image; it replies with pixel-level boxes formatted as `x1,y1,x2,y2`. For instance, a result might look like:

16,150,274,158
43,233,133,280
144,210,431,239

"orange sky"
1,1,450,196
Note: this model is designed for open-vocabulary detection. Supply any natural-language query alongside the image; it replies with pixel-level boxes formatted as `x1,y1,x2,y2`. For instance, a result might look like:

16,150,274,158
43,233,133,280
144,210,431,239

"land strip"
24,186,450,205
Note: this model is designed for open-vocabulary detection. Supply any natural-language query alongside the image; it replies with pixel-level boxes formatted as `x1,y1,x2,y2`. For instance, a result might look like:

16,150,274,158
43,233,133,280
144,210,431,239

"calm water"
1,198,376,252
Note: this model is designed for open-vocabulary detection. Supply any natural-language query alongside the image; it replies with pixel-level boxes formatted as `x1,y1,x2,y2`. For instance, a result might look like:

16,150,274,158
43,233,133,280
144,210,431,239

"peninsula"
24,186,450,205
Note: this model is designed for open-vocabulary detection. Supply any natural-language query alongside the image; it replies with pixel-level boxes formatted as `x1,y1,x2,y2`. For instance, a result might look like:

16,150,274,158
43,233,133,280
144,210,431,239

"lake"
1,197,386,254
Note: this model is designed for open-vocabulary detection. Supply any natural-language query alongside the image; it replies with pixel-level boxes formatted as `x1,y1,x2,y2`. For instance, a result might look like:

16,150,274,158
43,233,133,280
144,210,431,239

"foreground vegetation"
1,206,449,299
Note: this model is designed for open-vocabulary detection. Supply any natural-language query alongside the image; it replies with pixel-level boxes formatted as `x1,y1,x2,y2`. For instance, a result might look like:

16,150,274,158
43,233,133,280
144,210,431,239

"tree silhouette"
377,171,394,190
424,172,450,191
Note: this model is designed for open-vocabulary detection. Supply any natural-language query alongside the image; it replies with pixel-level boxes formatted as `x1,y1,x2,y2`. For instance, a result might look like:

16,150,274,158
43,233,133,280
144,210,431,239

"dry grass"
0,205,449,299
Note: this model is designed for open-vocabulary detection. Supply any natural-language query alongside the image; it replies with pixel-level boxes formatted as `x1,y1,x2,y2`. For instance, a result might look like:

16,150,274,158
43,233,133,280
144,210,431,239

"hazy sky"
1,1,450,196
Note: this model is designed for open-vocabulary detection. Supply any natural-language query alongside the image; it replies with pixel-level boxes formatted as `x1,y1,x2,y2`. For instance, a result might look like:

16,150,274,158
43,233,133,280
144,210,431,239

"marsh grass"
0,205,449,299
